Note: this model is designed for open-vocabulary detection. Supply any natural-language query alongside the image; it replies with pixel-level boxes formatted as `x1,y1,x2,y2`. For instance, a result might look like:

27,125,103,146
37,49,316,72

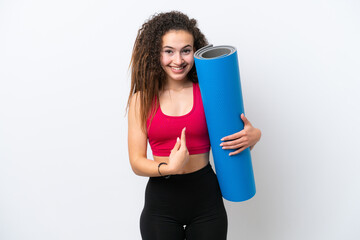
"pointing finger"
180,127,186,148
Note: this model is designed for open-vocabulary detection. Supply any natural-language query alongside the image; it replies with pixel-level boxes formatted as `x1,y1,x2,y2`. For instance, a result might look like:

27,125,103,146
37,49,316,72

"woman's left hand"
220,113,261,156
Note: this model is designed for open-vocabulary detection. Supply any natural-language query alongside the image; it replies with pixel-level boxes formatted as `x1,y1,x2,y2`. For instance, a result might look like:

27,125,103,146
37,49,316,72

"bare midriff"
153,152,210,174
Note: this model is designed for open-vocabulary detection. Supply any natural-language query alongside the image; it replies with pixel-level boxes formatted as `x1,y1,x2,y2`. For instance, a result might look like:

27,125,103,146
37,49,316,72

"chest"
158,87,194,117
146,82,210,156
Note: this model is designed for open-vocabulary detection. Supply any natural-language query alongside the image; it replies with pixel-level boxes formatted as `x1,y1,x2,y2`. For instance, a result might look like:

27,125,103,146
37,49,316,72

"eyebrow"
163,44,193,49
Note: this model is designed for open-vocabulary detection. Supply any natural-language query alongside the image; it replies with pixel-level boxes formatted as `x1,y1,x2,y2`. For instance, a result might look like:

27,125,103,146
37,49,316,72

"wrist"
158,162,172,178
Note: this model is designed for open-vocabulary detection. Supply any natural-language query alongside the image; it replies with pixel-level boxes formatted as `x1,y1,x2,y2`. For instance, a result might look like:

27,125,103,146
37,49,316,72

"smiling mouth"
170,65,186,70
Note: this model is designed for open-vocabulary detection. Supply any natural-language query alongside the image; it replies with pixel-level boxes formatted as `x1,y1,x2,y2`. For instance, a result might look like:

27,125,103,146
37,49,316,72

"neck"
164,78,192,91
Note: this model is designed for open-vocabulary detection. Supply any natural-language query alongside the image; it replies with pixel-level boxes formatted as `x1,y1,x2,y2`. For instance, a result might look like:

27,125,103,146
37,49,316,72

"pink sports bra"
146,82,210,156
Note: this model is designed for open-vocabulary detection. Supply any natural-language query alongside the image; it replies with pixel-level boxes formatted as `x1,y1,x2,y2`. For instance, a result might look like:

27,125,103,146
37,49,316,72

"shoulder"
129,91,141,107
130,91,141,102
128,91,143,118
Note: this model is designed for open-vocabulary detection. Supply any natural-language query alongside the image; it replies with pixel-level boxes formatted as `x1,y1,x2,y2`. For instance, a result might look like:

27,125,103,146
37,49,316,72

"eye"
182,49,192,54
164,50,173,54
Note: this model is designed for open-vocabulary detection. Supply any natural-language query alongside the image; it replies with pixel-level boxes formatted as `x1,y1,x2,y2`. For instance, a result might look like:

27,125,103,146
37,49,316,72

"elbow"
129,157,143,176
131,166,142,176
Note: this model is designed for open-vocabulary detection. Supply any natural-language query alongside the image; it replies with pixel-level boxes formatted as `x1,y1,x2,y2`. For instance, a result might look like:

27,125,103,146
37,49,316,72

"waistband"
150,163,213,182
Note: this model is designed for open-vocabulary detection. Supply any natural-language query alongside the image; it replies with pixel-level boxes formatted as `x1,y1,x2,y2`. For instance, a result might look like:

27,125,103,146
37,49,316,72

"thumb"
241,113,251,126
172,137,181,151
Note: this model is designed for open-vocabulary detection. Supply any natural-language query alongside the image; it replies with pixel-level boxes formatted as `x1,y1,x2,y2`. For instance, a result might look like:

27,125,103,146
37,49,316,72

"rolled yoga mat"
194,45,256,202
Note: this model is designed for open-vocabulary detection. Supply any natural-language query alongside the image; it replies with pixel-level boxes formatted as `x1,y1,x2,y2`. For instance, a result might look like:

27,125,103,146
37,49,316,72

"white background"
1,0,359,239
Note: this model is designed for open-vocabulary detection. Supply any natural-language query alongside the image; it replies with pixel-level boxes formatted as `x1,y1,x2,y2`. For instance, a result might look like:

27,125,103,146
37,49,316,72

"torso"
152,80,209,174
153,153,209,174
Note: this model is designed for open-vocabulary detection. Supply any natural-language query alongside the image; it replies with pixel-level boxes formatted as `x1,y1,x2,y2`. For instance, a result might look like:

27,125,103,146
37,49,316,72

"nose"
173,52,183,65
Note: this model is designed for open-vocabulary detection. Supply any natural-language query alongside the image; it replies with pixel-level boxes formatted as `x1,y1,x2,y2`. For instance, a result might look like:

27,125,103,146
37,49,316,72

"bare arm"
128,93,188,176
128,93,166,177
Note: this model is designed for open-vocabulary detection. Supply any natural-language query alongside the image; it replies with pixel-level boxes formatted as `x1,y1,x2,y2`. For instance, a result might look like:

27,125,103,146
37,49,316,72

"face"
160,30,195,82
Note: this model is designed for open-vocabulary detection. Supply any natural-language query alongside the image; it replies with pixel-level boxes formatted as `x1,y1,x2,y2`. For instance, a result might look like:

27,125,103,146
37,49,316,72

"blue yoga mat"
194,45,256,202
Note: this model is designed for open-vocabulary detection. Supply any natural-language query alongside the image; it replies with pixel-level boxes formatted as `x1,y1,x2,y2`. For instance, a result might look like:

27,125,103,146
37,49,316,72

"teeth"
171,66,184,70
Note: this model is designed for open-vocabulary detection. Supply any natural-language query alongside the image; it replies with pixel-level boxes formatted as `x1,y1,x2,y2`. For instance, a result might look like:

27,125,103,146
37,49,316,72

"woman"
127,11,261,240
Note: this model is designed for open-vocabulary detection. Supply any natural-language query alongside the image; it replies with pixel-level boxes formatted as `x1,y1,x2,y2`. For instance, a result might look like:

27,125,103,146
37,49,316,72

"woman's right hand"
168,127,189,174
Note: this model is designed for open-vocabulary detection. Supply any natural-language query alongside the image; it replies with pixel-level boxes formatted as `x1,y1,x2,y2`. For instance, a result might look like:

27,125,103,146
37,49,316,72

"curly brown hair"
127,11,208,132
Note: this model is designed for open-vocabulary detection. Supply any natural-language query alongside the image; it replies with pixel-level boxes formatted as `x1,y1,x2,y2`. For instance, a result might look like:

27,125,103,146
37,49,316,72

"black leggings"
140,163,228,240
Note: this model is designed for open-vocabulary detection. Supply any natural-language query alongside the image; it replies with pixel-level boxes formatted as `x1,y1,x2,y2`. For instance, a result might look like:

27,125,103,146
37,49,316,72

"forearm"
130,157,172,177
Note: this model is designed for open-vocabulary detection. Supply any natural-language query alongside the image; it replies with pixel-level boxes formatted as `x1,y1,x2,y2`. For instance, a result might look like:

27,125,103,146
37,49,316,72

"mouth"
170,65,186,71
